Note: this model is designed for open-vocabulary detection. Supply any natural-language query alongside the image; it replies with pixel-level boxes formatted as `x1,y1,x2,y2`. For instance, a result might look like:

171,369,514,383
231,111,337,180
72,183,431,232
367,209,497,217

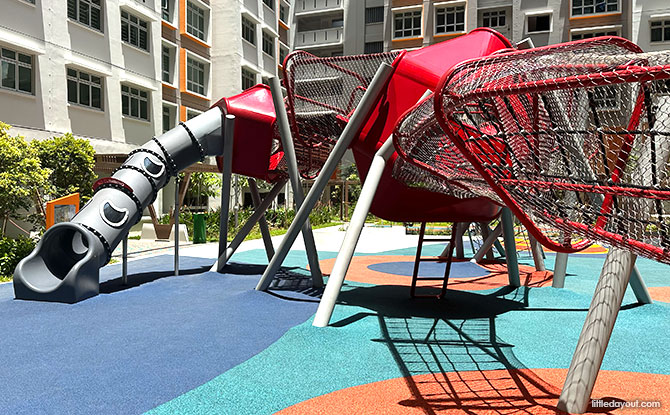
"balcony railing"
295,27,343,47
295,0,343,14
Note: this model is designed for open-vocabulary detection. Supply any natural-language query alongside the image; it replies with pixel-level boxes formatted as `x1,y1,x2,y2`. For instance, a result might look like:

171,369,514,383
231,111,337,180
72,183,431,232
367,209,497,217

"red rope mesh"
396,37,670,262
282,50,401,178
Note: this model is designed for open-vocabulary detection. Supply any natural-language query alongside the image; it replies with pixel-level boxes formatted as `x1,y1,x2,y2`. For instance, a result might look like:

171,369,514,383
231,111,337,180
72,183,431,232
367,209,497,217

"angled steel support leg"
528,232,546,271
257,63,395,291
558,247,637,414
470,223,502,263
501,208,520,287
268,76,323,288
629,266,652,304
249,178,275,261
122,235,128,285
210,179,287,271
216,115,235,273
313,136,396,327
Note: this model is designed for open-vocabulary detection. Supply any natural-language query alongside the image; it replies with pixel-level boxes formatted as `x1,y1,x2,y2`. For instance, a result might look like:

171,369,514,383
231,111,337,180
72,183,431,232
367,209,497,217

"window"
121,11,149,51
279,47,288,64
67,0,103,32
365,7,384,24
187,57,206,95
262,32,274,56
121,85,149,121
186,109,201,120
592,85,618,110
364,41,383,54
162,46,171,83
162,0,170,21
280,4,288,22
572,0,618,17
162,105,174,133
1,48,33,94
332,18,344,28
527,14,551,33
242,17,256,45
393,10,421,38
651,20,670,43
571,28,619,40
482,10,505,28
242,68,255,90
187,1,206,41
436,5,465,34
67,68,103,110
263,0,274,10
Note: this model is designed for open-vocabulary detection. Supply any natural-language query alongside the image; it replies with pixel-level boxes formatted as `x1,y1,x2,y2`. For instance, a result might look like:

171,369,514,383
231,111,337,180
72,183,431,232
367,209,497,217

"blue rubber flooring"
368,260,491,278
0,255,319,415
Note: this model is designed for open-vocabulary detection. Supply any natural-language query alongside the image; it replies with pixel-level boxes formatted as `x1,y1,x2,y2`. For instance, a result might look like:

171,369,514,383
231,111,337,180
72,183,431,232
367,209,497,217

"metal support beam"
209,179,287,271
528,233,546,271
629,266,652,304
470,223,502,263
122,236,128,285
313,136,396,327
174,176,180,276
501,208,520,287
557,247,637,414
267,76,323,287
479,222,494,260
257,62,395,291
552,252,568,288
249,178,276,261
216,115,235,273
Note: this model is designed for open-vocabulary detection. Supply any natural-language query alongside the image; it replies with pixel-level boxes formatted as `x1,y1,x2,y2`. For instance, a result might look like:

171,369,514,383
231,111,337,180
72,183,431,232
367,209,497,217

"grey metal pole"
557,247,637,414
629,266,652,304
479,222,494,260
528,233,546,271
267,76,323,287
210,179,287,271
217,114,235,273
313,136,395,327
501,208,520,287
122,235,128,285
552,252,568,288
455,223,465,259
256,63,394,291
249,178,276,261
174,176,179,277
470,223,502,263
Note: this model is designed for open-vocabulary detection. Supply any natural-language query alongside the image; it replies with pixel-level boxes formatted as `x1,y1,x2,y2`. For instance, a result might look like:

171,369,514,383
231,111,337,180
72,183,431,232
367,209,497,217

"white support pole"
528,232,546,271
501,208,520,287
313,136,396,327
256,62,395,291
174,176,180,277
249,178,275,261
629,265,652,304
479,222,495,260
210,179,287,271
122,236,128,285
470,223,502,263
557,247,637,414
216,115,235,273
552,252,569,288
267,76,324,287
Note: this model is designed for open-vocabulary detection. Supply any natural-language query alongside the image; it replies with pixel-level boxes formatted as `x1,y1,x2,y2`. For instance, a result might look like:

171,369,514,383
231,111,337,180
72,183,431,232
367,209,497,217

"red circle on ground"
277,369,670,414
320,255,553,291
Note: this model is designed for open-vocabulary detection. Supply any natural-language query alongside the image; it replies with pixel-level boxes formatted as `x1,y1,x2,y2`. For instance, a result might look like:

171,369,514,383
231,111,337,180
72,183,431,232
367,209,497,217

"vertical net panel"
283,51,401,178
399,37,670,262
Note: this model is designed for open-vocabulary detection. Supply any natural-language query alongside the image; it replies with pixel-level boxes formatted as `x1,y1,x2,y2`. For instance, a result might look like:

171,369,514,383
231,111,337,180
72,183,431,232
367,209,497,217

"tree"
31,133,96,205
0,123,50,236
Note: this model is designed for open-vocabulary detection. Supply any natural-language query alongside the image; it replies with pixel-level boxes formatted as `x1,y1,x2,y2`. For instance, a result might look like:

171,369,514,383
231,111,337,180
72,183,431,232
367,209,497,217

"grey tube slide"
13,108,224,303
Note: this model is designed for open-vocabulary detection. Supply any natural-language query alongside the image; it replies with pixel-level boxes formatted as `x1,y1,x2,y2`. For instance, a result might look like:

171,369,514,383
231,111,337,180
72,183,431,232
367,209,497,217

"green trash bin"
193,213,207,244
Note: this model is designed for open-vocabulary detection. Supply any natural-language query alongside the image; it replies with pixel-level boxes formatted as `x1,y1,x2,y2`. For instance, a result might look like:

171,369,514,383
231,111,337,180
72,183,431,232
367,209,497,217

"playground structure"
12,28,670,413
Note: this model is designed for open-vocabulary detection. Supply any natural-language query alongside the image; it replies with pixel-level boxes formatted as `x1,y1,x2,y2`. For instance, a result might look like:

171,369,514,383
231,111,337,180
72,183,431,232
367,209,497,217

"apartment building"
211,0,290,100
1,0,163,153
632,0,670,52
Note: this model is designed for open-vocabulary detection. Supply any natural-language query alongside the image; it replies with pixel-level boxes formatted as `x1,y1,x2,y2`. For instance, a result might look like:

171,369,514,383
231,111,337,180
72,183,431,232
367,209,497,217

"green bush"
32,133,96,205
0,236,36,280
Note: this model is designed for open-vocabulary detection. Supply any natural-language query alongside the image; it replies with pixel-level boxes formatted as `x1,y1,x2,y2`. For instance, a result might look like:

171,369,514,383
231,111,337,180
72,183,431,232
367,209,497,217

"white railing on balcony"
295,0,342,14
295,27,343,47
